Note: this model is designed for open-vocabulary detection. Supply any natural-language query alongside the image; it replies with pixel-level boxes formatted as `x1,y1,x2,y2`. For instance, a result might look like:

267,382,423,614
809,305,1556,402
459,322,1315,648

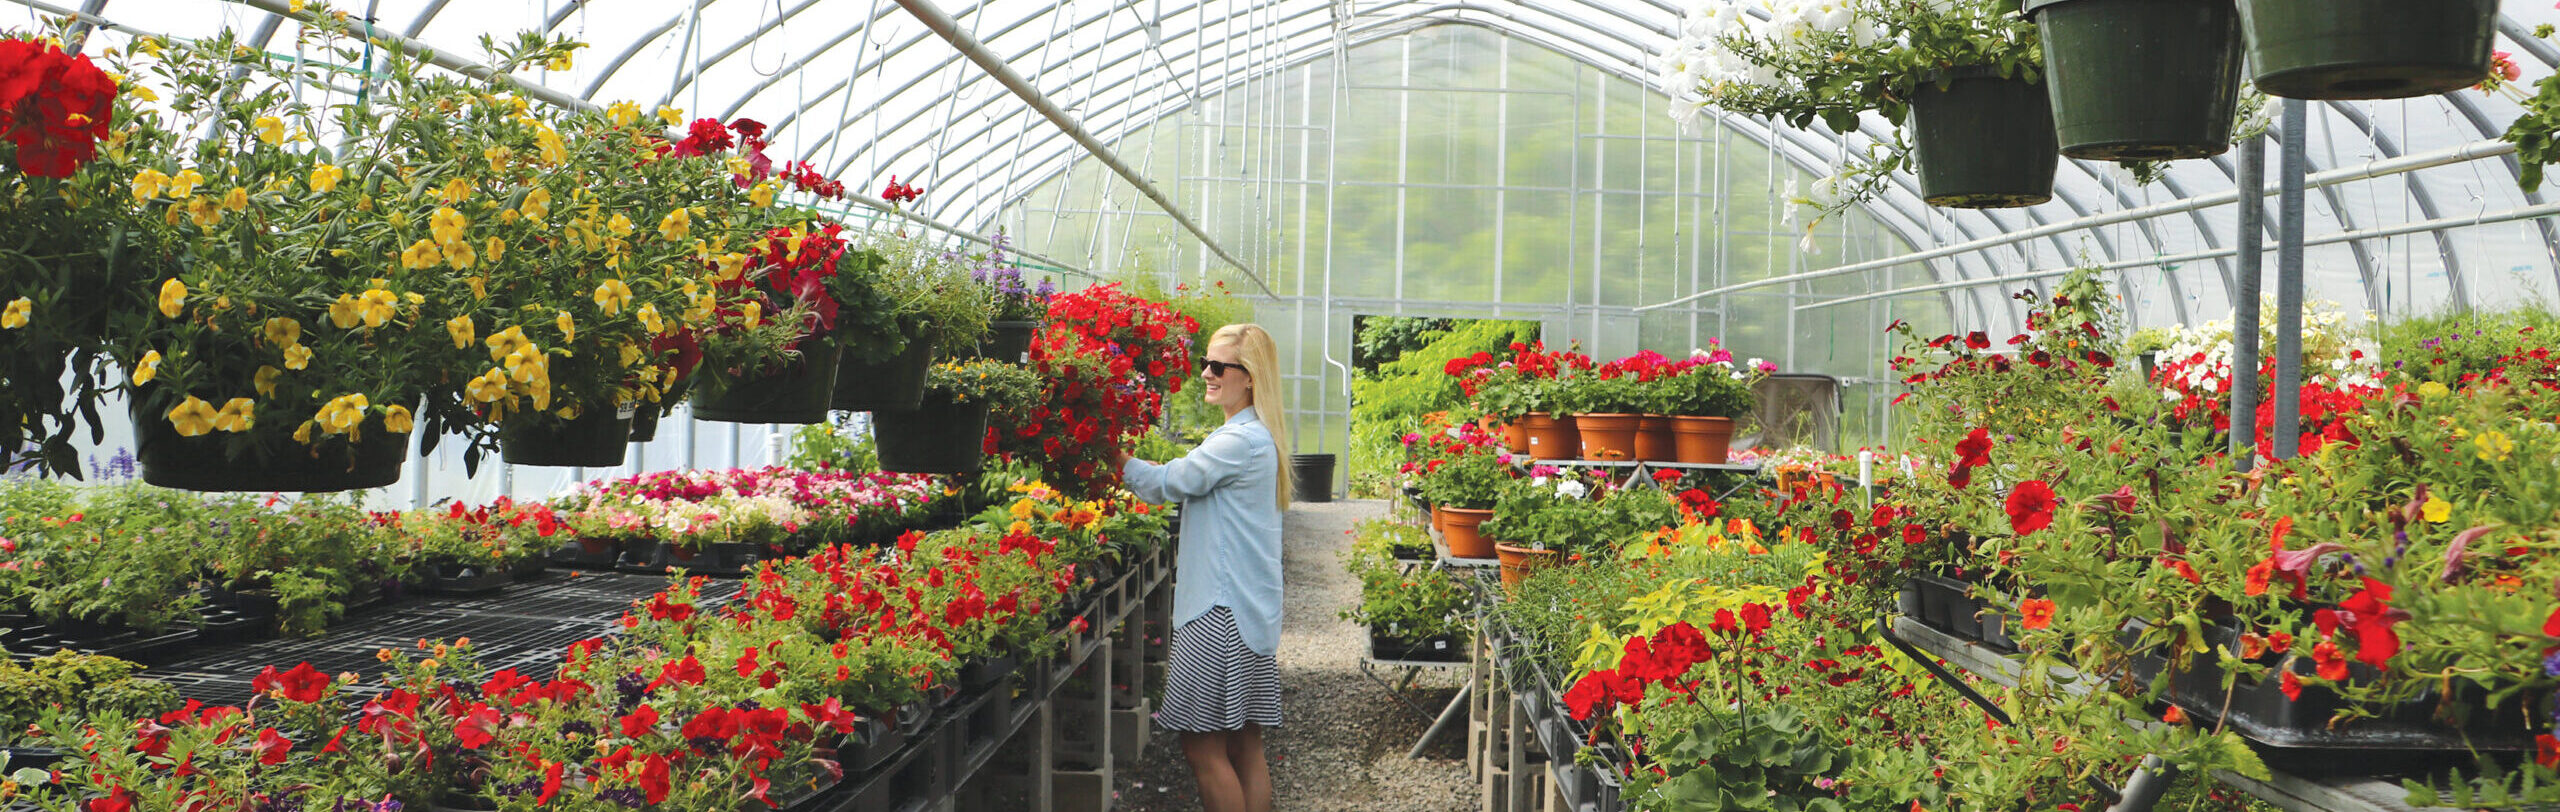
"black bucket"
1290,453,1334,503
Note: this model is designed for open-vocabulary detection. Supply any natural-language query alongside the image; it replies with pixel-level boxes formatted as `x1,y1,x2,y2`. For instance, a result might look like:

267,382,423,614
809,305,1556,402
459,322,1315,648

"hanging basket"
873,398,990,474
831,337,935,412
693,342,843,425
2025,0,2246,160
134,398,411,493
499,405,633,467
628,408,661,442
2236,0,2496,101
1909,67,2059,209
978,320,1039,364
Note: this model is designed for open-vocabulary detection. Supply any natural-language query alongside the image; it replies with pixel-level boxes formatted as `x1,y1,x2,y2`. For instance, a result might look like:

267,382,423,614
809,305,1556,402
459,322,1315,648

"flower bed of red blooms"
0,36,118,178
998,284,1200,498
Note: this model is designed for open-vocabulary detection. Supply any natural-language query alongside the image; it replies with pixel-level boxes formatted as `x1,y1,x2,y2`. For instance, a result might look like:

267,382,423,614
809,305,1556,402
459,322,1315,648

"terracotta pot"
1495,543,1560,591
1634,414,1676,462
1439,508,1496,559
1519,412,1579,461
1430,504,1447,537
1671,415,1736,464
1575,413,1642,461
1501,420,1530,454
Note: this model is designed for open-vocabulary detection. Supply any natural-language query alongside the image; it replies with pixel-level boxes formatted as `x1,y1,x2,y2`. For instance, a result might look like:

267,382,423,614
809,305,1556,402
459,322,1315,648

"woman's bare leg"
1183,731,1245,812
1227,724,1272,812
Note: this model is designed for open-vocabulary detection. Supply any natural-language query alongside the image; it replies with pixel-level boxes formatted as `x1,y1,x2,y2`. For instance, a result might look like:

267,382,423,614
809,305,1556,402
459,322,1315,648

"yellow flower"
327,294,362,329
636,303,665,335
535,125,567,166
438,177,472,205
521,188,552,223
2476,430,2514,463
2416,381,2450,399
157,278,186,318
263,317,301,348
466,276,489,301
130,350,159,384
607,101,641,128
740,301,761,328
711,252,748,282
166,395,218,437
254,116,286,146
656,105,685,127
400,239,444,271
486,325,531,362
1009,499,1035,520
185,197,221,227
545,48,576,71
283,343,313,370
166,168,203,198
483,145,514,173
444,238,479,270
484,237,506,266
606,212,635,238
316,393,370,434
656,208,691,242
212,398,255,432
593,278,633,315
130,168,168,201
221,187,249,212
747,180,779,208
2422,495,2452,523
255,365,282,397
0,297,28,329
618,342,644,368
429,207,470,244
466,368,510,403
308,163,343,193
382,404,414,434
447,315,476,349
524,371,553,410
555,311,576,343
506,346,549,382
292,420,315,445
357,289,399,328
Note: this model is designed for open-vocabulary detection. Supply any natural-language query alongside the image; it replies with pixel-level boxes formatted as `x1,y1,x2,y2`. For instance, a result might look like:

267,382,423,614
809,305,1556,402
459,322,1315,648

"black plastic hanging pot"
830,336,935,412
692,341,843,425
2025,0,2245,161
499,405,633,467
1908,67,2059,209
872,398,989,474
628,407,661,442
2236,0,2496,101
133,396,412,493
977,320,1039,363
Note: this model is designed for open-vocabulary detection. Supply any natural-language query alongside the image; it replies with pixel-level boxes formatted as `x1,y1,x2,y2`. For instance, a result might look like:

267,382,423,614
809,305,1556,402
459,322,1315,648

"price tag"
1432,640,1447,650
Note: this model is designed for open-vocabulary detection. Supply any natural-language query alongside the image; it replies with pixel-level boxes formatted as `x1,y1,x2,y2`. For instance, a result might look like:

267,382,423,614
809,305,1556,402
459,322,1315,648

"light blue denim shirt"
1120,407,1284,656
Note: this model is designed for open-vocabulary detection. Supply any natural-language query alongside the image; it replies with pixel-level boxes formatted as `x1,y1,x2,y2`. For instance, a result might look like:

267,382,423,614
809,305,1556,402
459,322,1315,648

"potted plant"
964,231,1052,363
2236,0,2496,100
2022,0,2249,160
1562,364,1652,462
1416,445,1509,559
1667,0,2054,210
1658,345,1764,464
874,358,1039,474
831,232,990,411
1497,342,1589,461
1339,548,1473,663
1478,469,1597,590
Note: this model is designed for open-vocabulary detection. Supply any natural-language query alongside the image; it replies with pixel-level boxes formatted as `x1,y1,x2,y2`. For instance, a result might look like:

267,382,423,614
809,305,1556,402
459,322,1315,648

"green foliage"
1416,449,1510,510
1338,522,1474,642
924,359,1041,406
1130,427,1190,464
1555,373,1647,416
1659,364,1757,418
789,416,880,473
0,651,178,746
2375,304,2560,387
1348,320,1540,496
1354,316,1455,372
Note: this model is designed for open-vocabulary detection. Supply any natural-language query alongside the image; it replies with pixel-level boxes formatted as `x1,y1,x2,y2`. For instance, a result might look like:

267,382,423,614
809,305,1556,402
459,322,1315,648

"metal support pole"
2272,99,2308,460
890,0,1278,299
2231,137,2265,472
2107,756,2179,812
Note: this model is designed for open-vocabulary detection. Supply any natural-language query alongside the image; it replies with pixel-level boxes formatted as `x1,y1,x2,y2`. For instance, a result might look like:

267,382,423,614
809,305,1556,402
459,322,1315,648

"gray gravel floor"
1113,499,1478,812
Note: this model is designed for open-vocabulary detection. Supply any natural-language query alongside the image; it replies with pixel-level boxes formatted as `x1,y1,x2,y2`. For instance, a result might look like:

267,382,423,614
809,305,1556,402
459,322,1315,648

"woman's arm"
1120,430,1256,503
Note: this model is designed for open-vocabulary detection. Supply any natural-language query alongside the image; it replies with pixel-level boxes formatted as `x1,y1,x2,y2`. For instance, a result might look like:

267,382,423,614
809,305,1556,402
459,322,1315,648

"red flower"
2018,598,2055,630
2279,670,2304,701
252,662,333,704
456,704,502,749
639,754,673,803
620,704,661,738
1738,603,1773,636
84,788,133,812
1964,331,1990,350
2334,577,2408,668
2540,734,2560,770
252,727,293,765
537,759,566,805
2004,480,2058,536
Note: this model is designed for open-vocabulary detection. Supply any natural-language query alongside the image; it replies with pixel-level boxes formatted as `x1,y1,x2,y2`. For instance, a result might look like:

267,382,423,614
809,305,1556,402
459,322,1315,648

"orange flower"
2018,598,2056,630
2162,706,2188,724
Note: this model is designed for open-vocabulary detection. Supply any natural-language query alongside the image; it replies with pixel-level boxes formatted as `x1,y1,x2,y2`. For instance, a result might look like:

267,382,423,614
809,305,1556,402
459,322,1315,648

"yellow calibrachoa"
593,278,633,315
618,342,643,368
166,396,219,437
2416,381,2451,399
636,303,665,335
400,239,444,271
437,178,471,206
157,278,186,318
327,294,361,329
262,317,301,348
446,315,476,349
555,311,577,343
166,168,203,198
185,197,221,227
444,238,479,270
740,301,761,329
2422,495,2452,523
2476,430,2514,463
212,398,255,432
254,365,282,397
466,368,509,404
486,325,531,362
607,101,641,128
535,125,567,166
254,115,286,146
221,187,249,212
711,252,748,282
283,344,313,371
308,164,343,193
656,105,685,127
382,404,414,434
131,350,160,384
484,238,505,265
521,188,552,224
316,393,369,434
0,297,28,329
605,213,635,238
656,208,691,242
131,168,168,201
430,207,470,244
483,145,514,173
748,179,778,208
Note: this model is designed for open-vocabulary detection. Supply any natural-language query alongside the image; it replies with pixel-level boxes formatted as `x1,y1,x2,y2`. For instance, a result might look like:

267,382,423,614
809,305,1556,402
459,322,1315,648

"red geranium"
0,37,117,178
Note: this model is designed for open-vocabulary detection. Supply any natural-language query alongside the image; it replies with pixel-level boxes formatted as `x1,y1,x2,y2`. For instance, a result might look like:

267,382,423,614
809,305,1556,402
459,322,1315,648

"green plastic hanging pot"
2025,0,2245,161
692,341,844,425
2236,0,2496,100
1909,67,2059,209
499,405,633,467
871,398,989,475
831,336,935,412
133,396,413,493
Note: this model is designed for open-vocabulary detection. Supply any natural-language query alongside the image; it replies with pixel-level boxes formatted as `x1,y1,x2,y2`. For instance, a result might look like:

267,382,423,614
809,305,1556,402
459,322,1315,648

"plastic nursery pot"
1573,413,1642,461
1518,412,1580,462
832,337,936,412
498,405,633,467
693,341,844,425
1438,507,1497,559
873,399,990,475
1290,453,1336,503
2025,0,2246,160
2236,0,2496,101
1633,414,1676,462
1430,504,1449,538
1494,543,1561,591
976,320,1039,363
1909,67,2059,209
133,397,411,493
1669,415,1735,464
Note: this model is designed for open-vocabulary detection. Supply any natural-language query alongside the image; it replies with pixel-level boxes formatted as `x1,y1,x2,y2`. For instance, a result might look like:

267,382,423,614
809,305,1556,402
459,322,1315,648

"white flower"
1556,480,1589,499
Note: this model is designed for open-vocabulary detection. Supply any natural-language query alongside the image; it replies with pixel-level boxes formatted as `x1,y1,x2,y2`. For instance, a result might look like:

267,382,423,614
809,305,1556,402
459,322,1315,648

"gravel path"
1114,499,1478,812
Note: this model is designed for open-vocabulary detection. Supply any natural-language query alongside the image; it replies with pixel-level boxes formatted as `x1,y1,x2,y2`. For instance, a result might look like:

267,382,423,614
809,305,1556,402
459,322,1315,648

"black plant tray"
1905,574,1989,643
549,539,624,570
2152,626,2541,768
1,623,201,666
422,562,513,596
1370,632,1468,664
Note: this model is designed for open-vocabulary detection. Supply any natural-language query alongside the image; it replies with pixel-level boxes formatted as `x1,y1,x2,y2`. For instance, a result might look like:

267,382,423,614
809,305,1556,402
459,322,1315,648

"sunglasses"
1198,358,1247,378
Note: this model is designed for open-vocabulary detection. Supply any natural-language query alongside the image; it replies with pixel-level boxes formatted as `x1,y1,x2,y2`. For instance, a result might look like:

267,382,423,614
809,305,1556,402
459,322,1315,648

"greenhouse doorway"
1344,315,1542,498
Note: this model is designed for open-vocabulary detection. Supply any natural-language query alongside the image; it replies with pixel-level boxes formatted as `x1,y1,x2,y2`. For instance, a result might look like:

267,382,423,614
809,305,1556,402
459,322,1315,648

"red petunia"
455,704,501,750
2004,480,2058,536
252,727,293,766
620,704,661,738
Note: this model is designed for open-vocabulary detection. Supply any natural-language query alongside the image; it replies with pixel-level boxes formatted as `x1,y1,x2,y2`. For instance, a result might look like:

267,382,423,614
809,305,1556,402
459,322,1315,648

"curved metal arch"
2439,90,2560,299
2062,158,2192,327
2325,100,2469,310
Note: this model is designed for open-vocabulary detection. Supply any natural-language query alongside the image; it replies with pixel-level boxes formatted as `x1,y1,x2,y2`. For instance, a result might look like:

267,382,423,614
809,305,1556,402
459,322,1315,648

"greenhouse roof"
27,0,2560,322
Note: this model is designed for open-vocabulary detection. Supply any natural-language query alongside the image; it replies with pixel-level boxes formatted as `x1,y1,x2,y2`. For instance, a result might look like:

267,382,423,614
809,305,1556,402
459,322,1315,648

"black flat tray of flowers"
1899,574,2019,656
1369,631,1468,664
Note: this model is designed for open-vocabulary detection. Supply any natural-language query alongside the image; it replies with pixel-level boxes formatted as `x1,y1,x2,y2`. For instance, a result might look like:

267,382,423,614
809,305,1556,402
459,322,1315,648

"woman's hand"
1111,448,1134,469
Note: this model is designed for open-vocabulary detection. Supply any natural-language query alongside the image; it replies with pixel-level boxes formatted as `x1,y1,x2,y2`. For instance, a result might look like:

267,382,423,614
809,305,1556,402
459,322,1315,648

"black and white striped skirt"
1157,606,1283,733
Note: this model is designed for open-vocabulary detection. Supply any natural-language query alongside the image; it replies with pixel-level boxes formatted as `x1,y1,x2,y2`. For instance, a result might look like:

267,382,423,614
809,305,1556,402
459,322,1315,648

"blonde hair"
1209,323,1292,510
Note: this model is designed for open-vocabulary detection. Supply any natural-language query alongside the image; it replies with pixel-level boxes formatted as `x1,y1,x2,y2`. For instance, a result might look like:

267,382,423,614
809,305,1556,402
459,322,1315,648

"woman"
1114,323,1293,812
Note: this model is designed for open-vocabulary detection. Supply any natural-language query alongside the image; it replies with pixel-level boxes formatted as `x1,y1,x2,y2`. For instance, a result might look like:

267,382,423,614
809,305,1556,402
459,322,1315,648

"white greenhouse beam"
892,0,1280,299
